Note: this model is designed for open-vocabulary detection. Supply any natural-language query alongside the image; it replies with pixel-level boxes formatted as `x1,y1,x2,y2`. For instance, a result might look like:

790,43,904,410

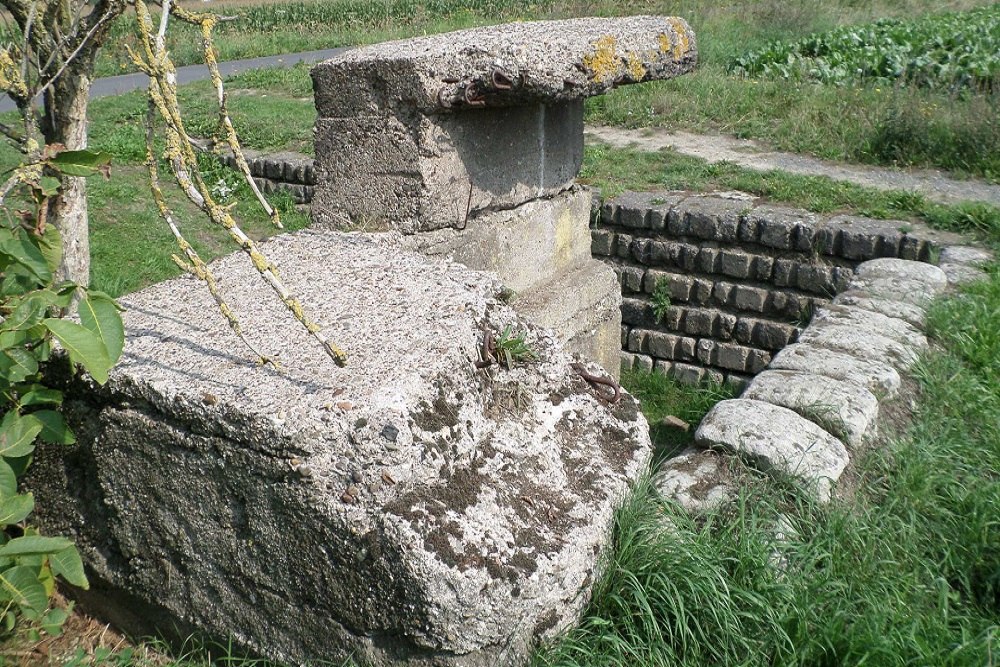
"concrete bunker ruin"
31,16,700,667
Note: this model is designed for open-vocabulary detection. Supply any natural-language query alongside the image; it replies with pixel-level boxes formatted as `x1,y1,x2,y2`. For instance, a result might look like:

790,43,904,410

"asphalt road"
0,47,349,114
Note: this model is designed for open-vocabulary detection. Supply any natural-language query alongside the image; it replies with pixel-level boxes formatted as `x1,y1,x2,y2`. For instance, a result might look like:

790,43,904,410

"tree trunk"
44,66,92,287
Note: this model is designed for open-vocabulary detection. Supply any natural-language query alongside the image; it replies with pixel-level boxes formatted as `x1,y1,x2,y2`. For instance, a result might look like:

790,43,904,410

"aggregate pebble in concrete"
695,399,848,501
741,370,880,449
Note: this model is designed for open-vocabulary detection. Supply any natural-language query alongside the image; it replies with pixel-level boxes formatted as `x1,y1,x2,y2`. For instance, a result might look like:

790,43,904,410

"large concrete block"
311,16,697,231
513,260,623,379
400,187,593,293
313,103,584,232
312,16,697,117
30,231,651,667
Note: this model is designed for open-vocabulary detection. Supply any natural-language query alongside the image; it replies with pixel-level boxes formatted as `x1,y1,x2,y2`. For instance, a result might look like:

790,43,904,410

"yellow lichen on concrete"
626,52,647,80
583,35,622,83
664,18,691,61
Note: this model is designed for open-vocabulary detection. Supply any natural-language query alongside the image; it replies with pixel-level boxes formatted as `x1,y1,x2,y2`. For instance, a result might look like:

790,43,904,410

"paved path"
6,47,999,207
0,48,348,114
586,125,1000,207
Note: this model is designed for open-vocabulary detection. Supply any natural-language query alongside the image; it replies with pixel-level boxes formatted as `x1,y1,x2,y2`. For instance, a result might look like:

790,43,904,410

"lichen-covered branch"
170,4,282,230
132,0,347,367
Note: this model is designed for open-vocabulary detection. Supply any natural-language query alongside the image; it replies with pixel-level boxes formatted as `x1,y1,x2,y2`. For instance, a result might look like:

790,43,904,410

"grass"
536,265,1000,666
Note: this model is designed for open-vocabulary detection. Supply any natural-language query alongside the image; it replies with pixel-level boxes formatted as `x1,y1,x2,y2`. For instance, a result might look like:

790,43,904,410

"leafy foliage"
732,5,1000,92
0,148,123,639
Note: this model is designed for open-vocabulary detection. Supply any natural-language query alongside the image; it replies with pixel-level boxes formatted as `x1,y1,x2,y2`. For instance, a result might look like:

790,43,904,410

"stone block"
313,104,583,232
742,370,880,448
718,250,753,279
712,343,750,372
733,285,768,312
751,321,797,351
591,229,616,256
654,448,735,513
670,363,706,385
769,343,901,398
796,264,835,295
627,329,647,353
32,231,651,667
404,188,593,294
621,298,656,328
647,332,680,359
680,196,744,242
682,308,718,336
847,258,948,307
695,399,848,500
810,304,927,350
796,324,919,371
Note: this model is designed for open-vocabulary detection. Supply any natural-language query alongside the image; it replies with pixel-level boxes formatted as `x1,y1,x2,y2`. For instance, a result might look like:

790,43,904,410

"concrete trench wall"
591,190,977,390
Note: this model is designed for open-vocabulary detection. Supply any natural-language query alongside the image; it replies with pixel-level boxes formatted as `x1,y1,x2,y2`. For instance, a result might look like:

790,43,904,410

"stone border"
655,250,992,504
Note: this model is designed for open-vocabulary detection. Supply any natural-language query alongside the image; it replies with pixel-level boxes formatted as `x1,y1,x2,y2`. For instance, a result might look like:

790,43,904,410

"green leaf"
33,410,75,445
41,606,69,636
0,493,33,525
0,294,48,332
0,233,51,285
0,460,15,498
0,565,48,613
0,349,39,383
18,385,62,407
48,150,112,178
78,293,125,363
42,319,112,384
0,328,30,351
0,411,42,458
0,536,72,557
38,177,61,197
38,225,62,275
49,546,87,589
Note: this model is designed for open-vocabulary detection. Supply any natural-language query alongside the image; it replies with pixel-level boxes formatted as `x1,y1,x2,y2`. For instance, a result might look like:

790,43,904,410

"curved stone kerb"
312,16,697,116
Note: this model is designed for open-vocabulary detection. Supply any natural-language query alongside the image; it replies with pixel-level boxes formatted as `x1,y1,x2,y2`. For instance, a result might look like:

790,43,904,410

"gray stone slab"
768,343,901,399
831,293,927,330
809,304,927,351
741,370,880,449
695,399,848,500
796,323,920,370
312,16,697,116
31,230,651,667
653,447,735,513
846,258,948,306
939,245,993,268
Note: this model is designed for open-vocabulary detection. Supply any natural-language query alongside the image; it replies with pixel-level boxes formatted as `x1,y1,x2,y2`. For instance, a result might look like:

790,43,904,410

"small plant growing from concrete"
495,325,537,369
652,278,673,323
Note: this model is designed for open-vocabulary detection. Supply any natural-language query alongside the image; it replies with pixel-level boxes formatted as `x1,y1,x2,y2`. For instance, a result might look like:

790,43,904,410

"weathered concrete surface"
30,230,651,667
695,399,848,500
311,16,697,232
312,16,697,116
653,447,735,512
512,260,623,378
741,370,880,449
401,188,594,294
312,102,585,232
768,343,901,399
